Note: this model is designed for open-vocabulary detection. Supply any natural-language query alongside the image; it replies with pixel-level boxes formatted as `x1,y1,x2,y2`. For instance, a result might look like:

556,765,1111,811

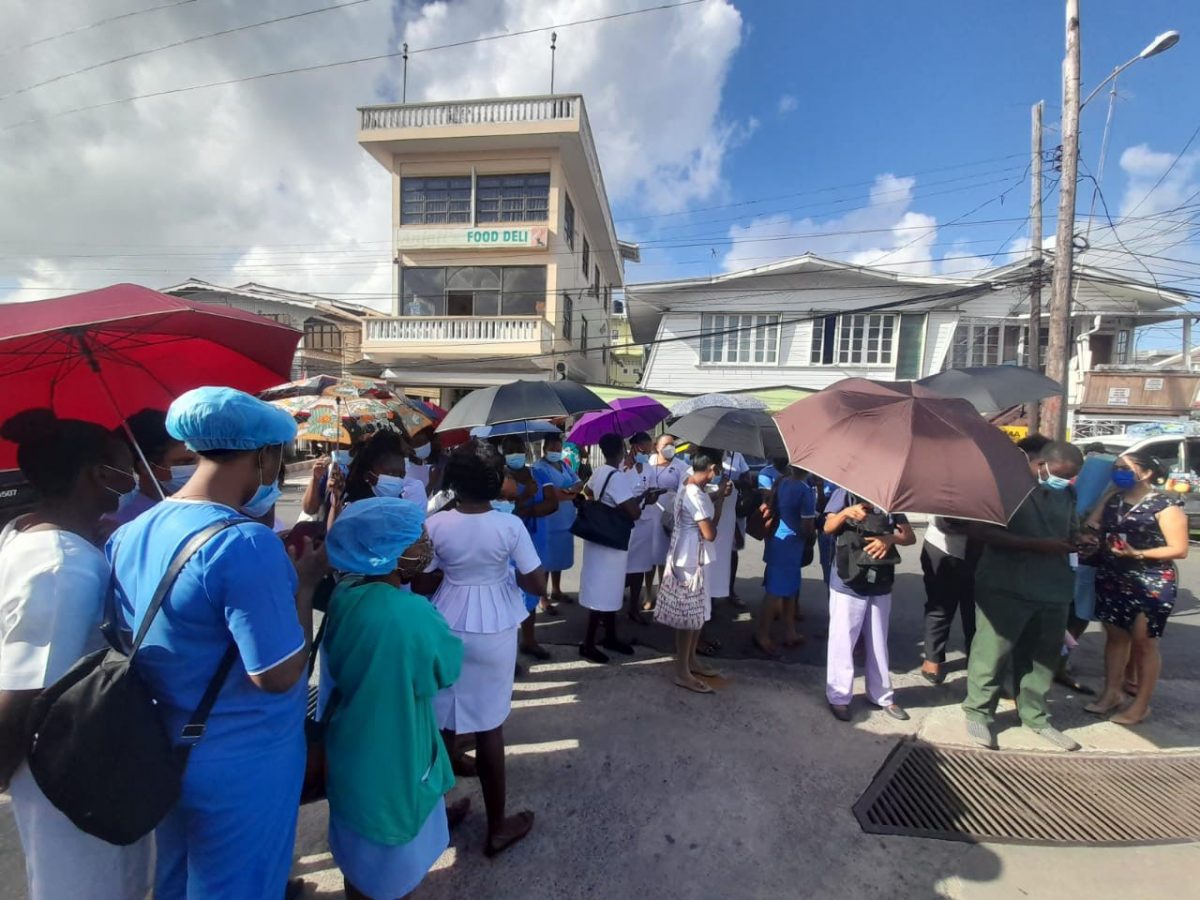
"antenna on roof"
550,32,558,93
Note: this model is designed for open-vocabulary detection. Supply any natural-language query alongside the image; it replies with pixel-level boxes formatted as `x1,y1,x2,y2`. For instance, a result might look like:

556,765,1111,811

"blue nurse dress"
108,499,307,900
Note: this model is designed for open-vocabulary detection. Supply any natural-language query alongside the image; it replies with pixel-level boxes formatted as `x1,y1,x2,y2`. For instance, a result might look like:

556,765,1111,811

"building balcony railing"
362,315,556,357
360,95,580,131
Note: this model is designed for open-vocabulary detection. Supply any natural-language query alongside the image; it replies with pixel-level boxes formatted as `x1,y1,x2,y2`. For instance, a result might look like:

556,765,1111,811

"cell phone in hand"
284,521,324,556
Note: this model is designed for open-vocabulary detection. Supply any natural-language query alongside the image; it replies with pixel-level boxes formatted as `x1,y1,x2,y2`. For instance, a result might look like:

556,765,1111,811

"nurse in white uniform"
578,433,641,663
424,440,546,857
0,410,152,900
624,431,673,622
648,434,688,593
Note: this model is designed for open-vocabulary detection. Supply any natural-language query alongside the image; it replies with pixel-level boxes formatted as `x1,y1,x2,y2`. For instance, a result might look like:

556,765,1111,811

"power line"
1,0,380,102
1121,118,1200,220
1,0,200,56
2,0,706,131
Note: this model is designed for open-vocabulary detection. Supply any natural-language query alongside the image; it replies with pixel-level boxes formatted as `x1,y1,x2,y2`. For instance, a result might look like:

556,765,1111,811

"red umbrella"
0,284,300,469
775,378,1034,525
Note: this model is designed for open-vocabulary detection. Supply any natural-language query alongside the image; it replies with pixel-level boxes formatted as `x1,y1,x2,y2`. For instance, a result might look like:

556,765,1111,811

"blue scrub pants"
155,731,305,899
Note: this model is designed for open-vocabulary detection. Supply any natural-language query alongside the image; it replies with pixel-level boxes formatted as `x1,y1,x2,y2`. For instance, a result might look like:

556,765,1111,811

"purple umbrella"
567,396,670,445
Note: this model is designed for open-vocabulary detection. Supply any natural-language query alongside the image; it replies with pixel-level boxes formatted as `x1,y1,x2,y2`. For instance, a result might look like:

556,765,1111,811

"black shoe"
520,644,552,661
881,704,910,721
828,703,852,722
579,644,610,664
920,669,945,685
601,638,635,655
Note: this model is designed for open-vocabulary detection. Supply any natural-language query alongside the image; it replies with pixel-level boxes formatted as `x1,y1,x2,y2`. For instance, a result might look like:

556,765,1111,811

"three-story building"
356,94,638,406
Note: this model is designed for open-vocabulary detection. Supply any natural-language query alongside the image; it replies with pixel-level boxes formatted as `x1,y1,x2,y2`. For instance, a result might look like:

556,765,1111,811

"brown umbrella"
775,378,1034,525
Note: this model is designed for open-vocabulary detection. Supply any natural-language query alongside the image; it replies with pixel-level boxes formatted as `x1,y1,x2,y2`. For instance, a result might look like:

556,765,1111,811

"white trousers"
825,587,894,707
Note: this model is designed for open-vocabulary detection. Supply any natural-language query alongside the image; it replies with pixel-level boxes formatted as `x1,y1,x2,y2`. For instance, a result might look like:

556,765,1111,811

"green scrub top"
975,485,1080,604
324,579,463,844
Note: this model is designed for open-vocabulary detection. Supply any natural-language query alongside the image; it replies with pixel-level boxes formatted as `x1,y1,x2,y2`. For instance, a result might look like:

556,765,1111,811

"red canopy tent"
0,284,301,470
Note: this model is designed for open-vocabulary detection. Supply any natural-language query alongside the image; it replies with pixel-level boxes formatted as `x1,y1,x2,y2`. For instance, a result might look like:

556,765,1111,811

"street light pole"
1042,0,1081,440
1028,100,1044,436
1040,13,1178,440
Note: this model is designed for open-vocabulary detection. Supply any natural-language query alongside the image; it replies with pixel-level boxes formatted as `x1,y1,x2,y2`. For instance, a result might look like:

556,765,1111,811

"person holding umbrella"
647,434,687,597
823,488,915,722
578,433,641,663
962,441,1085,751
0,410,152,900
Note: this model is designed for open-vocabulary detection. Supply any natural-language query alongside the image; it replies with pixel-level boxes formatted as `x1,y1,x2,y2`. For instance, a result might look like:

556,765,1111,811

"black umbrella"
916,366,1062,414
435,379,609,432
669,407,787,459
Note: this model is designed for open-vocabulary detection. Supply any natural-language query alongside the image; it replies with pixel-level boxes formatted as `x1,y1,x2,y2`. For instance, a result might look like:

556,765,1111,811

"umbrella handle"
76,333,166,501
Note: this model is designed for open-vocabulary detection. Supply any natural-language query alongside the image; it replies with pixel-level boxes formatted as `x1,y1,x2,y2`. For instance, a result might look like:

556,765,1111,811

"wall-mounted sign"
1107,387,1132,406
396,226,549,251
1144,377,1165,392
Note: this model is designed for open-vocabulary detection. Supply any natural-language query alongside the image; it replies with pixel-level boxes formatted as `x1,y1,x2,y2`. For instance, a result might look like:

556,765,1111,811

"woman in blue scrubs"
108,386,328,899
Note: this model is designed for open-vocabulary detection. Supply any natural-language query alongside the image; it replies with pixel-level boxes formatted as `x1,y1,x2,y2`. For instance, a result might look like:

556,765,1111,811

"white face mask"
413,443,432,461
660,445,677,461
372,473,406,498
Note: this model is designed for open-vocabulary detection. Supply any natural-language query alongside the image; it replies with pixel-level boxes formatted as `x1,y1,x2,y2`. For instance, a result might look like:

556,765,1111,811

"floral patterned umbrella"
259,374,389,402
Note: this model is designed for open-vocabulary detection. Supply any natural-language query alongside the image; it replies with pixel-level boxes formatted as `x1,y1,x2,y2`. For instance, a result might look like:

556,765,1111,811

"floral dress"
1095,492,1183,638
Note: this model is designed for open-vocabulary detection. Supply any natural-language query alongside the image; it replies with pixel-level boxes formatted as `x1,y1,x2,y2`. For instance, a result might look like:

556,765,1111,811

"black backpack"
834,497,901,596
25,520,244,845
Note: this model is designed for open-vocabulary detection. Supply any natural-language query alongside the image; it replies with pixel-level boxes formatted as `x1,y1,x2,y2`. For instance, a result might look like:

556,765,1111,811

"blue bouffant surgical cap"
326,497,427,575
167,386,297,452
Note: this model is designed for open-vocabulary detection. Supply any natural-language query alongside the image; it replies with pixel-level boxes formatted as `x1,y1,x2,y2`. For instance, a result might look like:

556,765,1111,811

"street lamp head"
1139,30,1180,59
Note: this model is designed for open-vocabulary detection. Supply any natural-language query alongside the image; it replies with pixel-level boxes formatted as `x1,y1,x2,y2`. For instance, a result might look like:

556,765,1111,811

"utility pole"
1043,0,1081,439
550,32,558,93
1027,100,1044,435
401,43,409,102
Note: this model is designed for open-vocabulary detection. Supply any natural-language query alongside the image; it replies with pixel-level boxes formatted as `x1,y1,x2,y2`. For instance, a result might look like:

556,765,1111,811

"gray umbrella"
668,392,768,418
916,366,1063,414
436,379,609,431
669,407,787,459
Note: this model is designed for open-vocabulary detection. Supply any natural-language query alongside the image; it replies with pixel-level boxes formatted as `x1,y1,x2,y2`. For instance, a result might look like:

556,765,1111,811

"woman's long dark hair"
443,439,506,503
343,429,411,503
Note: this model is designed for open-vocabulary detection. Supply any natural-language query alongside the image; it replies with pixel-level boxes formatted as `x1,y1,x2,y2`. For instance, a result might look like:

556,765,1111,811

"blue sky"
604,0,1199,349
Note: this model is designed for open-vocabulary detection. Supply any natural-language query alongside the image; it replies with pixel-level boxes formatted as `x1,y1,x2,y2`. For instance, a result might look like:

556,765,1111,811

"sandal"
674,676,714,694
485,810,535,858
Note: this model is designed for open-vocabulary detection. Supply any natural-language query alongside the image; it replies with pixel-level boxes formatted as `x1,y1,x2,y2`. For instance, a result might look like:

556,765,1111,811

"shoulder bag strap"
597,469,617,503
131,519,248,654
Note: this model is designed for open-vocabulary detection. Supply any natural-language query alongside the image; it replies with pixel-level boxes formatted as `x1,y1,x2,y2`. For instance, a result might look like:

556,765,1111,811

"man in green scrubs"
963,441,1085,751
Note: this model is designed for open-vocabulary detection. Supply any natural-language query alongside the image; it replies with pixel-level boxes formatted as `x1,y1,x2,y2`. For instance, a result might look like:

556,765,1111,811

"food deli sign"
396,226,549,251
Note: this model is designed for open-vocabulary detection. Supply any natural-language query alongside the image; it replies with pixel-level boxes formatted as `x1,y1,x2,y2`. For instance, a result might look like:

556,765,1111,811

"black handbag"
26,520,243,846
570,470,634,551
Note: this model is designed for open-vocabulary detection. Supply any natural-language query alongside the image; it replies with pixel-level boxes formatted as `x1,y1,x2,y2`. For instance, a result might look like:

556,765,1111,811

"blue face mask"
491,499,516,514
1039,463,1071,492
1111,469,1138,491
159,464,196,495
413,443,432,461
545,450,563,463
709,473,723,487
242,457,282,517
505,454,526,471
634,452,650,465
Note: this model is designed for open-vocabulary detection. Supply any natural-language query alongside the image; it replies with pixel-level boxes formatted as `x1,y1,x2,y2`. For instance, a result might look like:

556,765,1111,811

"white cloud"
777,94,797,114
723,173,945,274
0,0,745,303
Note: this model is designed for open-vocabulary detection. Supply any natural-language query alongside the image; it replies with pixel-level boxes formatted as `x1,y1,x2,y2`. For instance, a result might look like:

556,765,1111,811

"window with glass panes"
582,236,590,275
304,322,343,351
562,293,573,340
400,266,546,317
699,314,780,365
563,194,575,249
951,321,1001,367
475,173,550,223
400,176,471,225
810,314,897,365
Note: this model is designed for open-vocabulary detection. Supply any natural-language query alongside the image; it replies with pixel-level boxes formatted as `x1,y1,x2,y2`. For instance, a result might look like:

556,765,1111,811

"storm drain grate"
854,741,1200,846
